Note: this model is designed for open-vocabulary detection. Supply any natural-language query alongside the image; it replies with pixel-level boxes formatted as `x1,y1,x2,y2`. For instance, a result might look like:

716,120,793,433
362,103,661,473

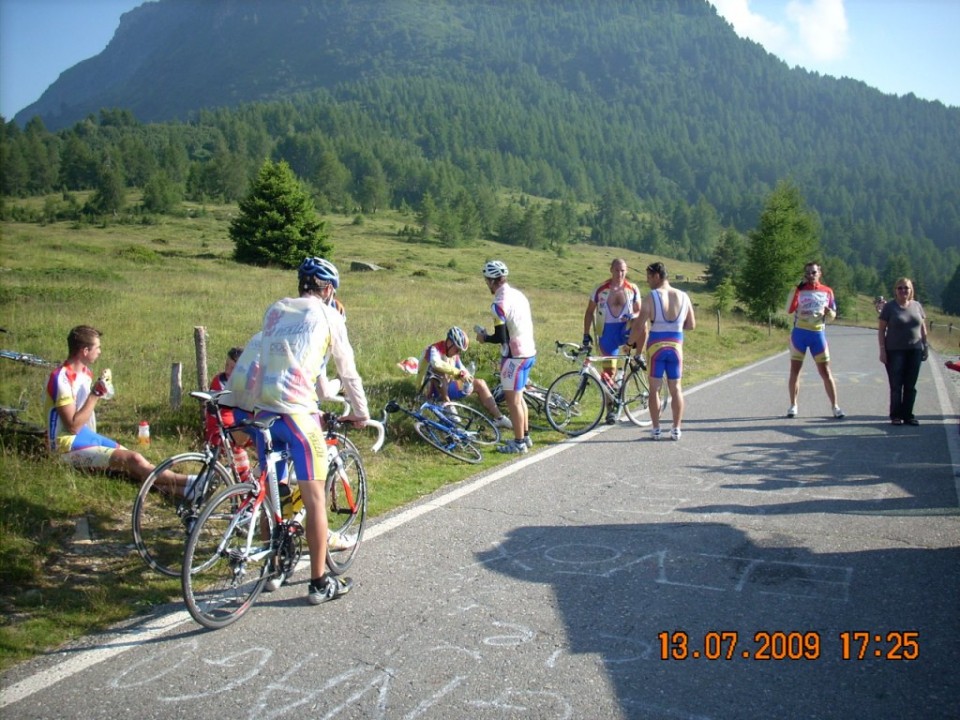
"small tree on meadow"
736,180,820,322
231,160,331,268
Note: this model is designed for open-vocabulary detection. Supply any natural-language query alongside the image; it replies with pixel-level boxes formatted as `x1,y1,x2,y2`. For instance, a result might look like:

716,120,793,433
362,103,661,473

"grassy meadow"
1,199,956,671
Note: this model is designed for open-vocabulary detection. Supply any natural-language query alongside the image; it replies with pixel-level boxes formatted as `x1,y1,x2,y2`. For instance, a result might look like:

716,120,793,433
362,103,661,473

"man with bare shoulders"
628,262,696,441
583,258,642,424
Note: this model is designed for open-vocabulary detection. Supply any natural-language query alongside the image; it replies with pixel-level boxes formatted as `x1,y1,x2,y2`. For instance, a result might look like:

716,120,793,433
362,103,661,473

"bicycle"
383,396,500,464
544,341,666,436
130,390,250,577
490,377,558,432
0,396,47,455
1,348,56,455
181,410,383,629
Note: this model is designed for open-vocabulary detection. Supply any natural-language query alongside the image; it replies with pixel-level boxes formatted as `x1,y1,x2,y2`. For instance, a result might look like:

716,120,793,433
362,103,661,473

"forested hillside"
3,0,958,302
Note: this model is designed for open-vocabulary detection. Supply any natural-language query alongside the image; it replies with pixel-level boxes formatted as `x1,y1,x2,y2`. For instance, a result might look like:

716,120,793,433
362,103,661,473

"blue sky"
1,0,958,120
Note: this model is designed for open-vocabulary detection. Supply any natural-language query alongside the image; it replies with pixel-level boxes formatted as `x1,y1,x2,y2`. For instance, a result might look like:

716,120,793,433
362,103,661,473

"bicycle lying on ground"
131,390,249,577
545,341,666,437
181,410,383,630
1,349,56,454
384,396,500,464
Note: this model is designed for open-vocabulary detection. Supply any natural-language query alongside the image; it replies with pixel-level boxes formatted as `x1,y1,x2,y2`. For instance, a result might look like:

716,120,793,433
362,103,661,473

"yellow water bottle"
137,421,150,446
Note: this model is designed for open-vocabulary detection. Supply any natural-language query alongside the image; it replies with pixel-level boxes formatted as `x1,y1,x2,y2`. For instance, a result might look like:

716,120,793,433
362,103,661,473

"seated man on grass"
45,325,192,493
418,326,512,429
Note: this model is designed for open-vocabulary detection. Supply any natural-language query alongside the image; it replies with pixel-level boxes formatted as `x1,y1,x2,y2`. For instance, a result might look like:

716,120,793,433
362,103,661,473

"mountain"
8,0,960,298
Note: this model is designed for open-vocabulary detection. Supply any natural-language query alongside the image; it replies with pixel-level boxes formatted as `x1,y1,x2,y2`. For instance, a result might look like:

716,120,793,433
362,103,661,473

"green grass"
1,200,955,672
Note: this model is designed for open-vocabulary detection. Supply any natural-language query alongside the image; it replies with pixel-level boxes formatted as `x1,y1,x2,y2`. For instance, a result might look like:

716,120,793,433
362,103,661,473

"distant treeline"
3,0,959,302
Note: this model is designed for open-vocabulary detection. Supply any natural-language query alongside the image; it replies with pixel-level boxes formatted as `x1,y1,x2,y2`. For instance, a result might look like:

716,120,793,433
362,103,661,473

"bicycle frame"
545,341,658,436
383,397,498,463
198,418,293,574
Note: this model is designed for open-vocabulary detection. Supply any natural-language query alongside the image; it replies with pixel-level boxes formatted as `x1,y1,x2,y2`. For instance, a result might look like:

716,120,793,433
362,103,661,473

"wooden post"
170,362,183,410
194,326,209,391
716,308,721,335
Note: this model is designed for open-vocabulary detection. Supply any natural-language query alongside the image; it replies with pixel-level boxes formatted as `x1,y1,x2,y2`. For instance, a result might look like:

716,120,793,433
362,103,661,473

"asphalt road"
3,325,959,719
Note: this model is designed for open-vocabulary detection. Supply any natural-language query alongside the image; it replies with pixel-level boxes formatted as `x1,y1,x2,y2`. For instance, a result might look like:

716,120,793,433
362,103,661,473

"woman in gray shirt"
878,278,928,425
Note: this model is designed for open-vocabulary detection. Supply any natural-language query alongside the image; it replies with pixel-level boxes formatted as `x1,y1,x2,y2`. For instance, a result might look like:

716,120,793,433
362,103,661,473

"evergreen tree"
84,156,126,216
704,228,746,290
941,263,960,316
737,181,819,322
142,171,183,214
231,160,330,268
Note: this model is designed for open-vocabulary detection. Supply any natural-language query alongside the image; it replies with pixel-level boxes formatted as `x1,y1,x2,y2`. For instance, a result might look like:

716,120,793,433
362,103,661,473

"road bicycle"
487,362,557,432
383,396,500,464
544,341,665,436
1,349,56,455
131,390,250,577
181,410,383,629
0,397,47,455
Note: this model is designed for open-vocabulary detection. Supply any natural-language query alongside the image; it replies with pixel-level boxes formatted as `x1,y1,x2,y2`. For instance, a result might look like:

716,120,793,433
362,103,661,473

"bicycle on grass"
545,341,666,437
1,349,55,454
181,410,383,630
131,390,248,577
383,396,500,464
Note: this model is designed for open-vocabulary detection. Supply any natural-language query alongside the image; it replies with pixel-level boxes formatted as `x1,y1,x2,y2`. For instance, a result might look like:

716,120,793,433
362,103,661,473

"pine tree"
736,181,820,322
231,160,331,268
941,263,960,316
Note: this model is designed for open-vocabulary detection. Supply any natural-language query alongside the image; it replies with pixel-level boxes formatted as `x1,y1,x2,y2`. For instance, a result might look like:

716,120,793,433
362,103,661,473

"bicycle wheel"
620,365,657,427
131,452,234,577
444,402,500,445
325,446,367,575
522,384,552,431
545,371,605,436
181,483,274,630
414,419,483,463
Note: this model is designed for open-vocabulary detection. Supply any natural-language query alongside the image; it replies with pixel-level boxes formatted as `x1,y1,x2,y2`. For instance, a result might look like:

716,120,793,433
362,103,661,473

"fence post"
170,362,183,410
194,326,209,392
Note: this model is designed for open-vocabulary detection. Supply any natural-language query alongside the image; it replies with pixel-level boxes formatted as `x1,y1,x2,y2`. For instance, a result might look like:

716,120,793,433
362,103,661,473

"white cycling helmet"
482,260,509,279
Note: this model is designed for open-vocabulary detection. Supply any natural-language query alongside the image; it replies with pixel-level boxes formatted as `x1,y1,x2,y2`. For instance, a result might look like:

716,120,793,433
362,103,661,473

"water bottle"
600,371,616,391
232,446,251,483
137,421,150,446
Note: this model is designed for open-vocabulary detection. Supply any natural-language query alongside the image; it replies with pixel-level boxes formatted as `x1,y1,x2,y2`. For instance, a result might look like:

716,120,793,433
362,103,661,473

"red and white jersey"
45,364,95,453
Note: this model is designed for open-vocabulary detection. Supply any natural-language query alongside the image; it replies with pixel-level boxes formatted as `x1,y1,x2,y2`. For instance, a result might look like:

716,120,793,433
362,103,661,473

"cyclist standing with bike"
628,262,696,441
476,261,536,454
583,257,642,423
253,257,370,605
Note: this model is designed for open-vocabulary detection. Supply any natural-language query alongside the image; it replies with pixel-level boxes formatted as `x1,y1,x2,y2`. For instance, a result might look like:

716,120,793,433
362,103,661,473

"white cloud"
786,0,849,61
710,0,850,66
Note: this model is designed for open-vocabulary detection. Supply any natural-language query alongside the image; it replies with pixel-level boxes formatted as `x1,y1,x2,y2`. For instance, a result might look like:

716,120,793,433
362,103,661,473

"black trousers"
884,348,923,421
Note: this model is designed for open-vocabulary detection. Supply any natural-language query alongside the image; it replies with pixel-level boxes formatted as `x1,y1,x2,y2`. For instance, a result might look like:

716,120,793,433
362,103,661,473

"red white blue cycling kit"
45,364,119,469
418,340,472,400
788,282,836,363
589,279,641,355
489,283,536,390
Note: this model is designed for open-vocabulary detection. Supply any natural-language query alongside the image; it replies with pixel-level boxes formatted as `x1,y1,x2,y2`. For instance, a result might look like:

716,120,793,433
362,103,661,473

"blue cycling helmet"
447,326,468,352
482,260,508,279
298,256,339,290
